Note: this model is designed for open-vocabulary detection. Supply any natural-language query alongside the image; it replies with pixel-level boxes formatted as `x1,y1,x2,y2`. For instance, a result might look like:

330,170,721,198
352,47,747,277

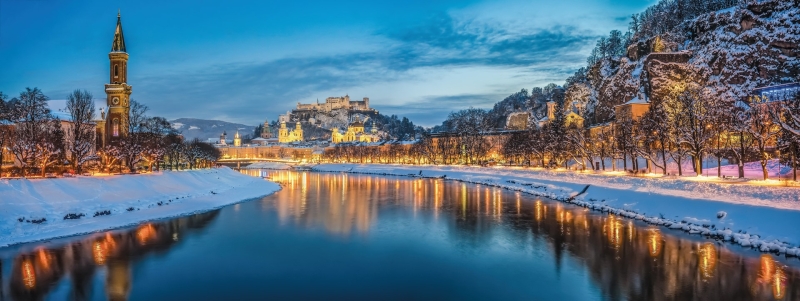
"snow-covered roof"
619,96,648,106
51,111,73,122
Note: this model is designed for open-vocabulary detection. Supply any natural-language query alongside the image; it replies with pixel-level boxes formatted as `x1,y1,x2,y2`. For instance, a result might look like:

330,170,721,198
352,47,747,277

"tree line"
0,88,220,177
319,82,800,181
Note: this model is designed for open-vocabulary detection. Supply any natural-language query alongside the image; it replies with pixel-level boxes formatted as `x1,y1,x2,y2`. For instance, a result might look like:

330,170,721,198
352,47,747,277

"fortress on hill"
294,95,376,114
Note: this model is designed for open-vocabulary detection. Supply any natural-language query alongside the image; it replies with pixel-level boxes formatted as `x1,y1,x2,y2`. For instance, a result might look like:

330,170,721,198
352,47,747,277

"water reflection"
258,170,799,300
3,210,219,301
1,170,798,300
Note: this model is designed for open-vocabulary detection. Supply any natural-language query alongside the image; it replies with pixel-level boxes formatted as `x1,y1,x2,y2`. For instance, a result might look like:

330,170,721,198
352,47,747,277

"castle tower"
104,11,133,145
546,101,556,120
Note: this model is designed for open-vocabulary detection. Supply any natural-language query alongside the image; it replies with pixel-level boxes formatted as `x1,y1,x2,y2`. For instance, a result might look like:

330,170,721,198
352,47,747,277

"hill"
170,118,255,142
479,0,799,128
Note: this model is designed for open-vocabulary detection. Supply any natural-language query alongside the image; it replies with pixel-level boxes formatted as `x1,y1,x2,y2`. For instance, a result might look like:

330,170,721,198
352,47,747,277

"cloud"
372,93,509,126
132,12,599,126
384,14,597,69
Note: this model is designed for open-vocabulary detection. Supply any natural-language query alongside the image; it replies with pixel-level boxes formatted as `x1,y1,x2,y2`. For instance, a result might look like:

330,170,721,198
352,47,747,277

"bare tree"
9,88,57,176
0,91,11,173
65,89,96,173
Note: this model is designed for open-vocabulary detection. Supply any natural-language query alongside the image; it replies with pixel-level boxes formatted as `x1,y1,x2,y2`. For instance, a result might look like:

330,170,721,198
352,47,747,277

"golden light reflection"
535,200,543,222
698,243,717,280
627,221,634,242
136,224,157,245
757,254,788,300
606,216,623,250
22,259,35,289
36,249,50,270
647,229,663,257
774,266,787,300
94,241,108,265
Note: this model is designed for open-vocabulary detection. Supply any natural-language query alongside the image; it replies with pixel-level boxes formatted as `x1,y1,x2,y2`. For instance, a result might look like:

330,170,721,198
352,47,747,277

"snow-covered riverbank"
308,163,800,256
0,167,279,247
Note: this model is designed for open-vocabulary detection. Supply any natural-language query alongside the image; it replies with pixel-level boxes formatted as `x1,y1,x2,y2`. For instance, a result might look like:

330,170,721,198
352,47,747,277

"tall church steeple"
111,10,126,53
101,10,133,147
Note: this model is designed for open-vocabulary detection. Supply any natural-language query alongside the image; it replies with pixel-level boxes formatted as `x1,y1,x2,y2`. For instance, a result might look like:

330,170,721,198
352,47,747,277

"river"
0,170,798,300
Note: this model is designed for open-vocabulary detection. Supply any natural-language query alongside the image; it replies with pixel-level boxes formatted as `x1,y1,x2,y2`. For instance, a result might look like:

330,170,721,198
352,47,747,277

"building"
331,118,380,144
278,121,304,143
233,131,242,147
261,120,272,138
218,145,315,161
537,101,584,128
751,83,800,103
219,131,227,146
96,11,133,148
294,95,375,114
614,96,650,121
506,112,531,130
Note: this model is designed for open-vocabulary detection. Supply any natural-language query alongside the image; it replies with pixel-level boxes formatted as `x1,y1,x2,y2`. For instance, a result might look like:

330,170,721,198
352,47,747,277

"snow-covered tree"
8,88,64,176
65,89,96,173
664,85,718,176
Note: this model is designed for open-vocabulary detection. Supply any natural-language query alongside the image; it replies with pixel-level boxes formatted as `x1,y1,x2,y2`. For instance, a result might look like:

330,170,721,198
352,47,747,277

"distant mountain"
170,118,255,142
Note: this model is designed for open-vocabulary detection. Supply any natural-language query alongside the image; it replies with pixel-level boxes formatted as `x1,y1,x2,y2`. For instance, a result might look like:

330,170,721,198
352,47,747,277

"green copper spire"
111,10,127,52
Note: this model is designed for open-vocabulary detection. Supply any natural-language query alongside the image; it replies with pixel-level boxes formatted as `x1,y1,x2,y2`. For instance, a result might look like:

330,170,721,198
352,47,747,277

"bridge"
216,158,303,169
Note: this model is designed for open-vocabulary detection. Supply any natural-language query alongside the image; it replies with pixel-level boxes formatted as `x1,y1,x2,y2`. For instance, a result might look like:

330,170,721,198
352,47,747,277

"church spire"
111,10,126,52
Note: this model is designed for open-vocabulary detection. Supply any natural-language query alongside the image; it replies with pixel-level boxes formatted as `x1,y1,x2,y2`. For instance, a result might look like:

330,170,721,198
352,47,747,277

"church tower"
104,11,133,145
261,120,272,138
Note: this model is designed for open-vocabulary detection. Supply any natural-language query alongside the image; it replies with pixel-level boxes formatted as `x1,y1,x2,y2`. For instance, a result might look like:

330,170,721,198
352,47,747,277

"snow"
0,167,279,247
171,122,184,130
701,159,793,179
621,96,647,105
307,163,800,256
188,126,200,130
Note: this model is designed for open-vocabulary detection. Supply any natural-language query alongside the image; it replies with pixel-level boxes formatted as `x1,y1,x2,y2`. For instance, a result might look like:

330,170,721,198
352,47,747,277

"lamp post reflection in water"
21,259,35,289
698,243,717,280
648,229,663,258
758,254,789,300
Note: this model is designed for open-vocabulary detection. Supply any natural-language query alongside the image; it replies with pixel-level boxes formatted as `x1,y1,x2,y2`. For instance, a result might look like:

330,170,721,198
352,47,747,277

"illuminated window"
113,118,119,137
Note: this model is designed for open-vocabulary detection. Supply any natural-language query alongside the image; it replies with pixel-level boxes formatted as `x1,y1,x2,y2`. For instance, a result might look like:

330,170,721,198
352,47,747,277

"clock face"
112,97,120,105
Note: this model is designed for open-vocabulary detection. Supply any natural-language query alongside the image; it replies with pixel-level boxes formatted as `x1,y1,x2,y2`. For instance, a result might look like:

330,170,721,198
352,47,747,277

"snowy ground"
0,167,280,247
309,163,800,256
700,159,793,179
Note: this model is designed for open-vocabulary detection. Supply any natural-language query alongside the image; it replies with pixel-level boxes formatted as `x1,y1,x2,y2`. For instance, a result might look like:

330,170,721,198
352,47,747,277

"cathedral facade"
331,118,379,144
278,121,304,143
96,12,133,148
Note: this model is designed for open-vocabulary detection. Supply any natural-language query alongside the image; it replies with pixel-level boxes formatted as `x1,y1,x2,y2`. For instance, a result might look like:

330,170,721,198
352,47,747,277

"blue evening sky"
0,0,654,126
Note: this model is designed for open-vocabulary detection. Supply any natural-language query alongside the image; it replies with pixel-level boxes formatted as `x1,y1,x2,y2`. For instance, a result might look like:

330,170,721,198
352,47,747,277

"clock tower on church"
102,11,133,146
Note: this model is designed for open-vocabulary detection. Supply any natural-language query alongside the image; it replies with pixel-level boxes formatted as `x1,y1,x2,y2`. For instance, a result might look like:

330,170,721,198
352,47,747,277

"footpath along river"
0,170,798,300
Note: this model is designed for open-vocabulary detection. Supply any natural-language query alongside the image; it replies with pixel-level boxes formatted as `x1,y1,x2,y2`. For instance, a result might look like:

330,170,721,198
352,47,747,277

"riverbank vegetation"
0,88,220,177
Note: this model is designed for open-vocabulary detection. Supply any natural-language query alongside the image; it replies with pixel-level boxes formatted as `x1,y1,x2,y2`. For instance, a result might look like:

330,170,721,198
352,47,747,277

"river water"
1,170,798,300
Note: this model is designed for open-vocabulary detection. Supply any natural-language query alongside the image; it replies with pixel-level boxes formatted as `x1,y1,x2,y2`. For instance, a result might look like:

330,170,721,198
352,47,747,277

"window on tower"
114,65,119,78
113,118,120,137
